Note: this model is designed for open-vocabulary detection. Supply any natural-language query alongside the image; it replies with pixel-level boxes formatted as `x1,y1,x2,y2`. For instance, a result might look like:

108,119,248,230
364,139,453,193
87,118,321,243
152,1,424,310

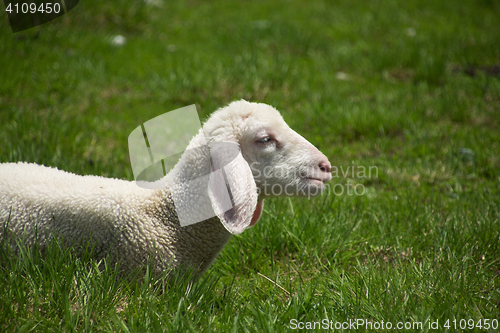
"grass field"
1,0,499,331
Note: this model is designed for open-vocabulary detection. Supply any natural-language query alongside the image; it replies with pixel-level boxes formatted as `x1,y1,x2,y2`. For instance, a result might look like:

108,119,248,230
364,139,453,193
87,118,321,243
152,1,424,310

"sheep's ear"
208,142,258,235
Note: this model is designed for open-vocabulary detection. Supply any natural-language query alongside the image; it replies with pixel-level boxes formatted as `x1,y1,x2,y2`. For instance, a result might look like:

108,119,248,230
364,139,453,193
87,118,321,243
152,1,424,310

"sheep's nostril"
319,161,331,173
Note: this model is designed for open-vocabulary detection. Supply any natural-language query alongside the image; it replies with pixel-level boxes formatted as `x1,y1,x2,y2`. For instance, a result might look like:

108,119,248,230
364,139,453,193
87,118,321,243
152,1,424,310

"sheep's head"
197,100,331,233
167,100,331,234
204,100,331,201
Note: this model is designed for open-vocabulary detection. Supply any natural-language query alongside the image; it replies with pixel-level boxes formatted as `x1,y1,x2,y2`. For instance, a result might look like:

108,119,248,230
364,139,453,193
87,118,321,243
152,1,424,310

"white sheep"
0,100,331,277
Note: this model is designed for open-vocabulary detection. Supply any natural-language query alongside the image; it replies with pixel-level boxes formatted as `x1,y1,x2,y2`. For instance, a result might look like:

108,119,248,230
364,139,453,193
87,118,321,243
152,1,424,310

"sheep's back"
0,163,161,259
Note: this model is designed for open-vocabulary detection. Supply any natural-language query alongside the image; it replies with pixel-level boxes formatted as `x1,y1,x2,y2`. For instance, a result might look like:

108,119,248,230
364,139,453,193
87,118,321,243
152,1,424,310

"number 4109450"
5,2,62,14
444,319,498,330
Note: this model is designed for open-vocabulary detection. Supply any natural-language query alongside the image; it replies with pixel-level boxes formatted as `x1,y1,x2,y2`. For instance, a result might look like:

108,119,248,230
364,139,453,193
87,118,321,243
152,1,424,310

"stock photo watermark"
290,318,499,331
251,162,378,199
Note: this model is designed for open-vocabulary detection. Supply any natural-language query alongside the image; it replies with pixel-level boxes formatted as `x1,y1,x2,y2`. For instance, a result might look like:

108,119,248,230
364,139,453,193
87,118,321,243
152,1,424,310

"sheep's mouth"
296,177,329,197
302,168,332,185
305,177,329,186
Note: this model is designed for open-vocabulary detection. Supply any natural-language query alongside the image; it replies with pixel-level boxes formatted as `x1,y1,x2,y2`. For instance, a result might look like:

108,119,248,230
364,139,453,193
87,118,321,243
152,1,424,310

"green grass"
1,0,499,331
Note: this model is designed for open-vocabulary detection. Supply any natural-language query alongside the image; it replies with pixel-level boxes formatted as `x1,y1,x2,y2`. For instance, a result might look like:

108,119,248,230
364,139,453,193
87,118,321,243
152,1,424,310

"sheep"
0,100,331,277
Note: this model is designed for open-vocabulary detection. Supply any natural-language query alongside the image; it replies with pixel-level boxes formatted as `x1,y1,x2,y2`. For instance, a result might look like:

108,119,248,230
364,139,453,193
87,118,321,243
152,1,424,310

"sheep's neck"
157,131,233,273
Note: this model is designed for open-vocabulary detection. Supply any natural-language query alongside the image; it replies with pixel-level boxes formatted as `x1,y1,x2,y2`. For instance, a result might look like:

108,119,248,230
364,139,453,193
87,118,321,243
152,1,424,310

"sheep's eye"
256,137,272,144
